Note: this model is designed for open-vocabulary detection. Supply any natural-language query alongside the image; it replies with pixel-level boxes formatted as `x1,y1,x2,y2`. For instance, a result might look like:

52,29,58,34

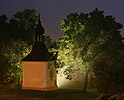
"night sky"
0,0,124,40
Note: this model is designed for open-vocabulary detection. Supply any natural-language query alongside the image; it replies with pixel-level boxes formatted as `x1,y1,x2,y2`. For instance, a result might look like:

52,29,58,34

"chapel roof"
22,42,52,61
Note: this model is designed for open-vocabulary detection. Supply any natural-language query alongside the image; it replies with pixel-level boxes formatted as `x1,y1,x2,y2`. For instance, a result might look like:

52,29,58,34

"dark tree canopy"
0,9,38,44
0,14,8,40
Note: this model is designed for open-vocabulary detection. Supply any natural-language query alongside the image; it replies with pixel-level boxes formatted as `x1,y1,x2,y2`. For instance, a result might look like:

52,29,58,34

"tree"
58,8,123,92
0,9,38,44
44,35,52,49
0,39,32,85
0,14,9,41
8,9,38,44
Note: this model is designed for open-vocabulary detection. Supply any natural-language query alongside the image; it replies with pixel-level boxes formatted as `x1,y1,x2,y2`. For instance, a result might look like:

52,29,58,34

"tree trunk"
83,69,89,92
89,71,94,88
0,72,5,85
17,76,22,88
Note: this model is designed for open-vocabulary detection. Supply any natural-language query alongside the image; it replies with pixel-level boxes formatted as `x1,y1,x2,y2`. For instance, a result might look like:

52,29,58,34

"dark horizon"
0,0,124,40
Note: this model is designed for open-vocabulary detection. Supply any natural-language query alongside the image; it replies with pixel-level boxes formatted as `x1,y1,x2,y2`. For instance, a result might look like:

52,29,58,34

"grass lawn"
0,85,98,100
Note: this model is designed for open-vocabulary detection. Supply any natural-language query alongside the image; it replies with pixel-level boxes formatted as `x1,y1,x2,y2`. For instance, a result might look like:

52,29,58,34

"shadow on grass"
0,85,98,100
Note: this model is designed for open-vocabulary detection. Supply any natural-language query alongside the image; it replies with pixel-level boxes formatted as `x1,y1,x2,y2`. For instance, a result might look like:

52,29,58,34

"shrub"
93,55,124,95
0,39,31,85
96,94,124,100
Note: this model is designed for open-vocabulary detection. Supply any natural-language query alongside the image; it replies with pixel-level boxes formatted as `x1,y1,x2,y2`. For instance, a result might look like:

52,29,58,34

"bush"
0,39,31,84
93,55,124,95
96,94,110,100
96,94,124,100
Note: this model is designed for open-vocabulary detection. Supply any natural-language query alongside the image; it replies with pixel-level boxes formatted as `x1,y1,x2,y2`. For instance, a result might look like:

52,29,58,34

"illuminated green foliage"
57,8,123,92
57,42,83,79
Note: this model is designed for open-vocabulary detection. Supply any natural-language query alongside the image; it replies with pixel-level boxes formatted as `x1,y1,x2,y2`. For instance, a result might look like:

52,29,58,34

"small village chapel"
21,15,57,91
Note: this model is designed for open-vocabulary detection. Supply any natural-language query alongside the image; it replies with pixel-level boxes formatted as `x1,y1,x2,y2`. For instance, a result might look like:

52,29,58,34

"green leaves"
93,55,124,94
0,39,32,84
57,8,124,91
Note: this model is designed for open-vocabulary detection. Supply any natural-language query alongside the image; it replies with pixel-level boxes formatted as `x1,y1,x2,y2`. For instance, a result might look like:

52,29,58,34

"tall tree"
58,8,123,92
